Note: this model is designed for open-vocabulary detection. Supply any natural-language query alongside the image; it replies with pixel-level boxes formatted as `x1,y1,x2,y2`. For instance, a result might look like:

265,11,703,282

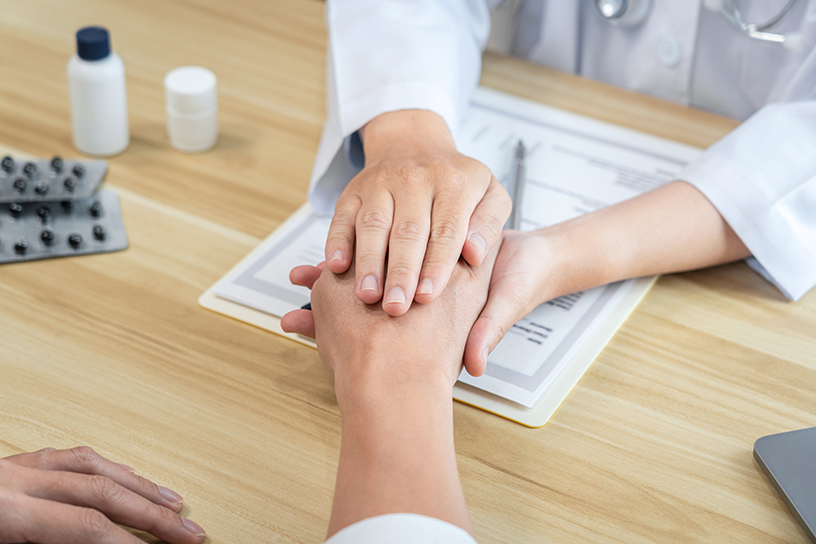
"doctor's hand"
462,229,559,377
0,446,205,544
324,109,511,317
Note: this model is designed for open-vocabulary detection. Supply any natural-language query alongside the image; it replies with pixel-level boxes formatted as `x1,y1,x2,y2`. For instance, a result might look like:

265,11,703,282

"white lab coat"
310,0,816,305
313,1,816,539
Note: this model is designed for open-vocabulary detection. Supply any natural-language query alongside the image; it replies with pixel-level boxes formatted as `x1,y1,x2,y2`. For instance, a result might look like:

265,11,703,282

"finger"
462,279,530,377
15,469,205,544
290,264,324,289
1,494,184,544
411,196,472,305
280,309,316,338
325,195,361,273
355,194,395,304
382,196,432,316
5,446,184,513
461,176,512,267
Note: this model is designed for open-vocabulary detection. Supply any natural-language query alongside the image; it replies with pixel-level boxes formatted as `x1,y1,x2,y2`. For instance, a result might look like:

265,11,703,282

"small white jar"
164,67,218,153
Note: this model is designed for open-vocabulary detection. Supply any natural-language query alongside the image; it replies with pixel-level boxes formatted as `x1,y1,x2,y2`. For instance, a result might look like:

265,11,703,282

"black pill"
34,182,49,196
93,224,106,241
14,239,28,255
1,156,13,172
36,206,50,222
8,203,22,217
51,156,63,172
68,233,82,249
63,176,77,192
41,229,54,245
22,162,36,178
13,178,26,192
89,201,102,218
72,164,85,178
61,200,74,211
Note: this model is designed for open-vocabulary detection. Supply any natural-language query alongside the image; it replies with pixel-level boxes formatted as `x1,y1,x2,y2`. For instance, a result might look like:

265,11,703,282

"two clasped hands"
0,109,750,543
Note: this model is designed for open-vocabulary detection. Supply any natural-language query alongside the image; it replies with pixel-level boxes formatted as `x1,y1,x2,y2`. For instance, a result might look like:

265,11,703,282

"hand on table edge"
322,109,511,317
0,446,205,544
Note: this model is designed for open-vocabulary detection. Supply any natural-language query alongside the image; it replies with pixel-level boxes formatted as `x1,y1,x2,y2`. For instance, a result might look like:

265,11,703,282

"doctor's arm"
316,0,507,317
464,101,816,374
462,179,751,374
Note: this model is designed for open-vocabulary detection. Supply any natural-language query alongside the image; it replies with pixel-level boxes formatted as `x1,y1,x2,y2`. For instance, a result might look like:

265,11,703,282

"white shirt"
310,0,816,303
325,514,477,544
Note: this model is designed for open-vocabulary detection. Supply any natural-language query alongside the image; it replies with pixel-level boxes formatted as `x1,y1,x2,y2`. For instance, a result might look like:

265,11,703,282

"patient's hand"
282,242,499,391
0,446,205,544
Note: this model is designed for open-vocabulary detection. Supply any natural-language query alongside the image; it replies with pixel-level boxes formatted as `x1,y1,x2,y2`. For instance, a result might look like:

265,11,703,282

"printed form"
212,87,701,408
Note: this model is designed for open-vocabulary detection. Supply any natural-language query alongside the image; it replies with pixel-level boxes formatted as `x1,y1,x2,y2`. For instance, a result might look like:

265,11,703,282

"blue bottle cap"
76,26,111,61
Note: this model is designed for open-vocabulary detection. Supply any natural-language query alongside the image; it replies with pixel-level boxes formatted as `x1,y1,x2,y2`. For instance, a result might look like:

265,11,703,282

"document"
209,87,701,409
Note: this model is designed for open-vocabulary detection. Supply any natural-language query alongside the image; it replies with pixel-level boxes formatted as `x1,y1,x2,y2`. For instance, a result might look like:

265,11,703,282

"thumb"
463,280,534,377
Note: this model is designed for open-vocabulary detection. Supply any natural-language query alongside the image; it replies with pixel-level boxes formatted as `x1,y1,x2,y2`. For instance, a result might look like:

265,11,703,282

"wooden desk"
1,1,814,542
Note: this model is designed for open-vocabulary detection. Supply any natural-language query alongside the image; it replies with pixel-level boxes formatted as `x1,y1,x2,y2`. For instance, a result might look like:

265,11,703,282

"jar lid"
164,66,217,114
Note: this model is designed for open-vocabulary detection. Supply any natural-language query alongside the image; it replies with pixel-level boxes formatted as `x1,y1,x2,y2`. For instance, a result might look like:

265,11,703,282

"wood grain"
0,1,813,543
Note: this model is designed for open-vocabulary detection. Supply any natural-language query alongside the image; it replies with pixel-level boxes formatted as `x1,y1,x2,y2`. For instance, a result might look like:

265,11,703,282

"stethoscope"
594,0,804,51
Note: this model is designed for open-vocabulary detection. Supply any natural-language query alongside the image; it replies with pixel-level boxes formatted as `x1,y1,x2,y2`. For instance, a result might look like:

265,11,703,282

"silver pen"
507,140,526,230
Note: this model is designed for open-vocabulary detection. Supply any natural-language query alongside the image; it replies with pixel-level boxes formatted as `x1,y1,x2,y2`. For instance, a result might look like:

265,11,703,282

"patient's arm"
283,245,499,538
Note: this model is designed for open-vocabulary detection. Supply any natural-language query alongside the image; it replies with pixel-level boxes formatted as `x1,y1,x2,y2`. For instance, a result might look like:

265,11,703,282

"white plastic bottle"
67,26,129,156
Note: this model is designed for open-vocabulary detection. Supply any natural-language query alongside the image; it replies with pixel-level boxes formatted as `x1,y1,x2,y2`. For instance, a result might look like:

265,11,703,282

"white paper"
213,87,701,408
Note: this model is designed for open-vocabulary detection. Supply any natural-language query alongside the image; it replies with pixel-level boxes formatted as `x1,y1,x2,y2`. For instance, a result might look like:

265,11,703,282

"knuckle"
358,207,391,231
430,218,463,245
392,219,426,242
330,210,356,232
87,475,122,504
392,164,425,185
479,212,505,239
71,446,101,469
387,264,415,281
79,508,112,539
356,248,384,267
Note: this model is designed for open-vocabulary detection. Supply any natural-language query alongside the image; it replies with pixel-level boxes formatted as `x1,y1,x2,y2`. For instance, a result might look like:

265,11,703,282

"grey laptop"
754,427,816,543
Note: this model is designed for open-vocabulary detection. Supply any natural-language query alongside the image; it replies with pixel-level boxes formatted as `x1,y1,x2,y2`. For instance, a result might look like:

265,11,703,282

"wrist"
361,110,456,163
534,219,617,301
333,350,454,416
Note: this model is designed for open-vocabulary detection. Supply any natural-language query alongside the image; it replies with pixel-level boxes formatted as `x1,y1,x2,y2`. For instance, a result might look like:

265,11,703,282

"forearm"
327,368,471,538
541,180,751,299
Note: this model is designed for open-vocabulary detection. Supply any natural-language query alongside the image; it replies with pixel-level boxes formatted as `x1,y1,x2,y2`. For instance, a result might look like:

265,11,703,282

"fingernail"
182,518,206,537
469,232,487,259
416,279,434,296
158,485,183,506
117,463,135,473
384,287,406,305
361,275,378,292
329,250,344,265
481,347,490,363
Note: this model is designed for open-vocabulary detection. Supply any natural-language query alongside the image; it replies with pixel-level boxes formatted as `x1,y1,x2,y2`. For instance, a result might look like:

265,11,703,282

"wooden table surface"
1,1,814,543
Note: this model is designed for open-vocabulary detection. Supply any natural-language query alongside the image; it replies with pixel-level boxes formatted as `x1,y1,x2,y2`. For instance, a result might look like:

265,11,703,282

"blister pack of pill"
0,188,128,263
0,155,107,203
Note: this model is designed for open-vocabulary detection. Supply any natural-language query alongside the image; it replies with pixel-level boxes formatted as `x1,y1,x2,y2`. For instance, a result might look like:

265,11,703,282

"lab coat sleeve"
679,101,816,301
324,514,478,544
308,0,493,215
